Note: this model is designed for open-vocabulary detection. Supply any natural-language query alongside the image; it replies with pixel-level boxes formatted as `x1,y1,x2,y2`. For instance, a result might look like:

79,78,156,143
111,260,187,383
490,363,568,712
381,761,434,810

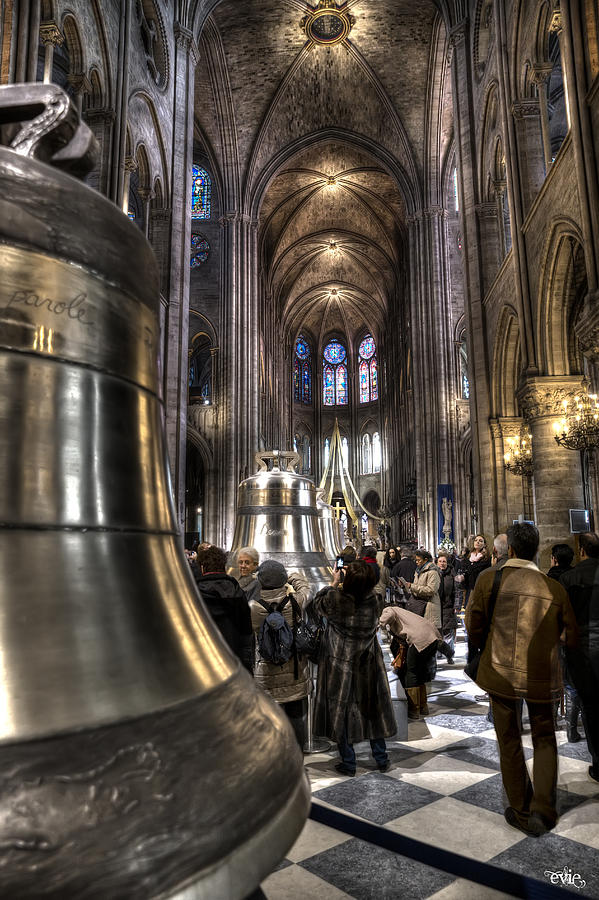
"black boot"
566,696,582,743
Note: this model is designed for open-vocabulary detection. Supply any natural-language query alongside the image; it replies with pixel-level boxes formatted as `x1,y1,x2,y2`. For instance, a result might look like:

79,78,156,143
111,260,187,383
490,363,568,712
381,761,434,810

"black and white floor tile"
261,628,599,899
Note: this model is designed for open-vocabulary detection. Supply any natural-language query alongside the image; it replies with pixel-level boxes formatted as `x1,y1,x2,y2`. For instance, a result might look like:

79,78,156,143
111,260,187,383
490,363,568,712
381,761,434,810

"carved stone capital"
39,22,64,47
511,99,540,119
424,205,448,220
489,419,502,440
67,73,92,97
498,416,525,440
137,187,155,204
475,201,498,219
124,156,138,175
575,290,599,361
84,107,116,127
219,212,240,227
518,376,587,420
406,211,423,225
531,63,553,86
549,10,562,33
174,22,199,64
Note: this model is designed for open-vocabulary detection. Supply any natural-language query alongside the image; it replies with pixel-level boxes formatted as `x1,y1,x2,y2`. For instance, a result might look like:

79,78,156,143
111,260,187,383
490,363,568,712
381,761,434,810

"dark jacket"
312,587,396,743
438,569,457,633
391,557,417,583
195,572,254,673
547,564,573,582
462,554,492,593
560,558,599,657
466,561,578,701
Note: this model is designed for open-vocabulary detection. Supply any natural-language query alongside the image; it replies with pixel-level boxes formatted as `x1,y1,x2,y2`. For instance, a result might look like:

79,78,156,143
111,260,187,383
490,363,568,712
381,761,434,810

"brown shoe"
406,687,420,719
419,685,430,716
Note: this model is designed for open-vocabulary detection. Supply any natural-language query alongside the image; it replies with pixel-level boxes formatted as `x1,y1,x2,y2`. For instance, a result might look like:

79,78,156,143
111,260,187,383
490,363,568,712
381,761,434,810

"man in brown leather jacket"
466,523,578,837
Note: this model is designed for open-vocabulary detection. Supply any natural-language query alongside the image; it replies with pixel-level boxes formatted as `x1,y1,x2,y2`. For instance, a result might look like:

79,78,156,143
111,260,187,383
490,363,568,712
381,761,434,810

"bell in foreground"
0,83,309,899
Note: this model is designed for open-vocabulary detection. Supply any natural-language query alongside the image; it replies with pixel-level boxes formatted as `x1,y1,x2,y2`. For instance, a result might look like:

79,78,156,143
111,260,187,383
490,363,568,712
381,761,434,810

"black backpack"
257,597,295,667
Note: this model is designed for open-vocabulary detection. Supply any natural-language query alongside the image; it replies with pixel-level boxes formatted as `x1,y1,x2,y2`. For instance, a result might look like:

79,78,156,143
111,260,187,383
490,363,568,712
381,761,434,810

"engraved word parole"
7,289,95,326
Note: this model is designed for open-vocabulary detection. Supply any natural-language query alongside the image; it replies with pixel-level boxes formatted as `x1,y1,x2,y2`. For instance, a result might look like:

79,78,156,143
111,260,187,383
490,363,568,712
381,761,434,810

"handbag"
392,641,408,671
464,568,504,681
290,595,323,664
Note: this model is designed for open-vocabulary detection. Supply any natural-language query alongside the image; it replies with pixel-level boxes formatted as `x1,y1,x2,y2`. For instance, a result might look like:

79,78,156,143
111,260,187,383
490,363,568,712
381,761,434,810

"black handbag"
464,568,504,681
290,595,323,664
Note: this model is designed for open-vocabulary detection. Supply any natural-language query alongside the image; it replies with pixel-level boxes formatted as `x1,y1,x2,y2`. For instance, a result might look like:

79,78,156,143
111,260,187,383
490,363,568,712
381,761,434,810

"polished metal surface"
0,84,309,898
231,451,332,590
317,493,345,563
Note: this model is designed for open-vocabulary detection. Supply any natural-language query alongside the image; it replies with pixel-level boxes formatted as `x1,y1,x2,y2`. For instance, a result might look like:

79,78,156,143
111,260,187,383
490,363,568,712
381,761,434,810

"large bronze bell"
230,450,332,588
0,84,309,898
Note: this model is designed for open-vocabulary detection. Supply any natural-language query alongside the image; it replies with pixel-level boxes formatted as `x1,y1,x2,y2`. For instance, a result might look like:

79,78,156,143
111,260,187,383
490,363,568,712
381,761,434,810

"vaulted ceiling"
194,0,453,348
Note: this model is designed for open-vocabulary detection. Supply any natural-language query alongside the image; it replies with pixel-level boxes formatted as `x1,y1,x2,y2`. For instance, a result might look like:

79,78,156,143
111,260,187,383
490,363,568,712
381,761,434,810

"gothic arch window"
293,428,312,475
362,433,372,474
293,335,312,404
341,436,349,469
372,432,381,473
192,165,211,219
358,334,378,403
459,332,470,399
190,234,210,268
324,437,330,468
323,339,348,406
189,333,212,404
547,30,568,159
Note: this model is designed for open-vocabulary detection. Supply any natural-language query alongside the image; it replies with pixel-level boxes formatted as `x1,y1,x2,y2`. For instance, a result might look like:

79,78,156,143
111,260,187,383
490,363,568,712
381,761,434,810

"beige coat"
249,572,312,703
466,559,578,701
409,561,441,627
380,606,441,652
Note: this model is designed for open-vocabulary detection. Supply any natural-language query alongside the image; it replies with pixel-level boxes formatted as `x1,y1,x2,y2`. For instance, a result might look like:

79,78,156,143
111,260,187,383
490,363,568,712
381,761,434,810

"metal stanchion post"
303,661,331,754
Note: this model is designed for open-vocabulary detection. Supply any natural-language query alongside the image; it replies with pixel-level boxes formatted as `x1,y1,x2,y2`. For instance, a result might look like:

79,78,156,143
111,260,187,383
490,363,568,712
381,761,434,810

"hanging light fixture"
553,389,599,450
504,432,534,477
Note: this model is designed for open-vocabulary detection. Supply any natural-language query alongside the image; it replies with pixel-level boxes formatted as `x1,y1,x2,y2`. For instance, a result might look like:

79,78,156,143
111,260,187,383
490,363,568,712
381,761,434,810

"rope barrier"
309,801,582,899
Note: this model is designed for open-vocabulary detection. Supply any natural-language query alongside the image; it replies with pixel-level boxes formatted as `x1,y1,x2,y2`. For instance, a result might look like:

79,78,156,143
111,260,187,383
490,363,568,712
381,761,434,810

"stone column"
137,188,155,240
161,23,197,530
407,205,458,551
39,22,63,84
531,65,553,174
450,19,495,539
122,156,137,216
149,207,172,301
475,202,501,294
493,179,508,259
518,376,585,567
511,98,545,215
575,298,599,515
216,213,260,546
495,417,530,526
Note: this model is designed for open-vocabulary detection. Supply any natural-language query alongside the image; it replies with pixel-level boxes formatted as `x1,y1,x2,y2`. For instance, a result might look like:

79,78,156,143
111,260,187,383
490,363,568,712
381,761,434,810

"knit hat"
257,560,288,589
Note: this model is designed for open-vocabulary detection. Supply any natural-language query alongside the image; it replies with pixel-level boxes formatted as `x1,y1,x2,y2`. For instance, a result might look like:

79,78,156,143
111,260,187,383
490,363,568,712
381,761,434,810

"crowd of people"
185,524,598,839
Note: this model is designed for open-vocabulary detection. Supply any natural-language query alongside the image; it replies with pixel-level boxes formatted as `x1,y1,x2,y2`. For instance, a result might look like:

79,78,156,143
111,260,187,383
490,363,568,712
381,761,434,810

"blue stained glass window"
359,336,375,360
294,335,312,404
324,365,335,405
295,336,310,360
302,361,312,404
324,341,346,365
336,364,348,404
370,358,378,400
358,333,377,403
190,234,210,267
191,165,211,219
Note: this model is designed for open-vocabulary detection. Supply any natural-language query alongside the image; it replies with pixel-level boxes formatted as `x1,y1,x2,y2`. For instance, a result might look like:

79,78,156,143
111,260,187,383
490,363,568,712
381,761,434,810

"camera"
336,556,345,570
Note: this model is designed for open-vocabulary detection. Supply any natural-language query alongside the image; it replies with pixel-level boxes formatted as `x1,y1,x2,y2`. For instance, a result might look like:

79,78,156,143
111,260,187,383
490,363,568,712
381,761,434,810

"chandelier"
504,432,533,477
553,391,599,450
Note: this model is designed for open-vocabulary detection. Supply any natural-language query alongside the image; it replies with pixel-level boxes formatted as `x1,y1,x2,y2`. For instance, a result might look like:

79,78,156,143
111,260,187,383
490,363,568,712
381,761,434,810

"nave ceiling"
194,0,453,346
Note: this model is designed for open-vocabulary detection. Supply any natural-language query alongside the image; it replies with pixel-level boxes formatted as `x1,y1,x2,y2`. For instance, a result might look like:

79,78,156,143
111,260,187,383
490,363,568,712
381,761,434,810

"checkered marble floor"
261,627,599,899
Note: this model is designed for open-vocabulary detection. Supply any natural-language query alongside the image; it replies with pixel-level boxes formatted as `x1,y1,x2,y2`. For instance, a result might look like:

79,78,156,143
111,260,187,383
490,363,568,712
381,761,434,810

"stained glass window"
294,335,312,404
359,360,369,404
190,234,210,267
370,359,378,400
324,341,346,365
323,365,335,406
324,438,330,468
191,165,211,219
358,334,378,403
336,364,348,404
323,340,348,405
